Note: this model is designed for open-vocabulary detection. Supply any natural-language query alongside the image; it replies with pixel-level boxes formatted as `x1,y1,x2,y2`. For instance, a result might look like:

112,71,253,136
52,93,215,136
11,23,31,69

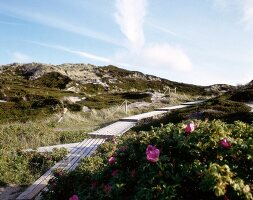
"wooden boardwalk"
119,110,167,122
88,121,136,138
155,104,189,111
17,101,202,200
25,142,81,153
16,139,104,200
181,100,205,105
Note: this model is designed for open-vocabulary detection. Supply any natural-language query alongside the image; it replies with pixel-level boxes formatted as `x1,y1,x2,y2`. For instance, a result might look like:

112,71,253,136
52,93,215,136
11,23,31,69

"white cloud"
114,0,192,71
12,52,32,63
142,44,192,71
242,0,253,29
115,0,146,51
114,43,192,72
29,41,111,63
214,0,253,29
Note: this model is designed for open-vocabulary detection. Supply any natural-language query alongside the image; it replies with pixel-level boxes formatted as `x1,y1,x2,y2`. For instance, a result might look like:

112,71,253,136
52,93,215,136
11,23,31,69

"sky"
0,0,253,86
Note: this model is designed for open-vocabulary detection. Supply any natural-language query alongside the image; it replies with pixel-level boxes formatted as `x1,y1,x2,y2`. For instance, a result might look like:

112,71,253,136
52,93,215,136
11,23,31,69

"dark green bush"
25,148,68,173
120,92,151,101
230,90,253,102
31,97,61,109
67,103,82,112
35,72,71,89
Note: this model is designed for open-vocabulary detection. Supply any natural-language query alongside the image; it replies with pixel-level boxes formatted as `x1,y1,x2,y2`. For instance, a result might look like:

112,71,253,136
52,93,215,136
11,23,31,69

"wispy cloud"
147,22,178,37
29,41,111,63
0,3,121,47
214,0,253,29
242,0,253,29
114,0,192,71
12,52,32,63
115,0,146,51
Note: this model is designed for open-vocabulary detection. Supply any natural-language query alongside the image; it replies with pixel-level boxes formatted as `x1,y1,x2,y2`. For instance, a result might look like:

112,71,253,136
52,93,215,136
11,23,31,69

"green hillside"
0,63,223,123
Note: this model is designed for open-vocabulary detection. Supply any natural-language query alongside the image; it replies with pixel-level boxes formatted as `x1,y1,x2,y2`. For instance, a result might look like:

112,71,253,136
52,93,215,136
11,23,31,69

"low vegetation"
0,104,155,186
230,89,253,102
0,122,67,186
0,63,252,199
34,72,72,89
42,120,253,200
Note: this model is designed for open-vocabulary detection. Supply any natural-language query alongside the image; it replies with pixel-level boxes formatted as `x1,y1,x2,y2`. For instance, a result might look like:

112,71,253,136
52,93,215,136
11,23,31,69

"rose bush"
42,120,253,200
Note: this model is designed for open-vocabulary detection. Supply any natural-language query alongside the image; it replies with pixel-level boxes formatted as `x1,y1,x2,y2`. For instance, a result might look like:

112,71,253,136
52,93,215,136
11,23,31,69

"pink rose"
91,181,98,189
131,169,136,178
111,170,118,177
185,122,195,135
220,138,231,149
146,145,160,163
104,184,112,193
108,156,116,165
69,195,79,200
119,146,127,152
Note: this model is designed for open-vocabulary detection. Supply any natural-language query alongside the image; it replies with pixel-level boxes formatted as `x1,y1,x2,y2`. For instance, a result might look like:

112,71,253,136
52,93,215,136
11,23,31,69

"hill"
0,62,232,123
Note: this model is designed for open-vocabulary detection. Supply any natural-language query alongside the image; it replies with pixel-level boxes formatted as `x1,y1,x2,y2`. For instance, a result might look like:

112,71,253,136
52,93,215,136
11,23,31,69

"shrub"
230,90,253,102
134,98,252,131
67,103,82,112
31,97,61,109
43,120,253,200
35,72,71,89
120,92,151,101
23,148,68,173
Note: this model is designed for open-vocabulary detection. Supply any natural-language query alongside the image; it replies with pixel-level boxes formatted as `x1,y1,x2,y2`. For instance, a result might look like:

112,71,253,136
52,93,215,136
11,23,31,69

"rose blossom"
146,145,160,163
91,181,98,189
220,138,231,149
131,169,136,178
104,184,112,193
69,195,79,200
119,146,127,152
185,122,195,135
108,156,116,165
111,170,118,177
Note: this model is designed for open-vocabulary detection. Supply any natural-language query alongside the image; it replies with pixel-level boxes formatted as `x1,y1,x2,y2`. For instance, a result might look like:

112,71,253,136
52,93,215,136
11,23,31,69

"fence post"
125,100,128,114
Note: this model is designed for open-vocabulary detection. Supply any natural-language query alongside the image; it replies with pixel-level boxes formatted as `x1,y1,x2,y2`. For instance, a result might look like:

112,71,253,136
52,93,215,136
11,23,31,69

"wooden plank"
155,104,189,111
119,110,167,122
16,139,91,200
24,142,81,153
16,139,104,200
88,121,136,138
68,138,105,171
34,139,105,200
181,100,205,105
60,139,103,171
17,139,93,199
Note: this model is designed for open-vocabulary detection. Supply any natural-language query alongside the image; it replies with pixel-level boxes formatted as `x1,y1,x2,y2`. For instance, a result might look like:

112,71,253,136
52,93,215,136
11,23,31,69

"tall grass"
0,93,201,186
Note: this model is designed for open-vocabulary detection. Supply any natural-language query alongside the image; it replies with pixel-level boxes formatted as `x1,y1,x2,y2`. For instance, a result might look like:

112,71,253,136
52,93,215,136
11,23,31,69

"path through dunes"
16,101,203,200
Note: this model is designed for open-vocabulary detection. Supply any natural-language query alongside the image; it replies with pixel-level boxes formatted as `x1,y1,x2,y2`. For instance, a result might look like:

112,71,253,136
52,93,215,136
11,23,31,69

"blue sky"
0,0,253,86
